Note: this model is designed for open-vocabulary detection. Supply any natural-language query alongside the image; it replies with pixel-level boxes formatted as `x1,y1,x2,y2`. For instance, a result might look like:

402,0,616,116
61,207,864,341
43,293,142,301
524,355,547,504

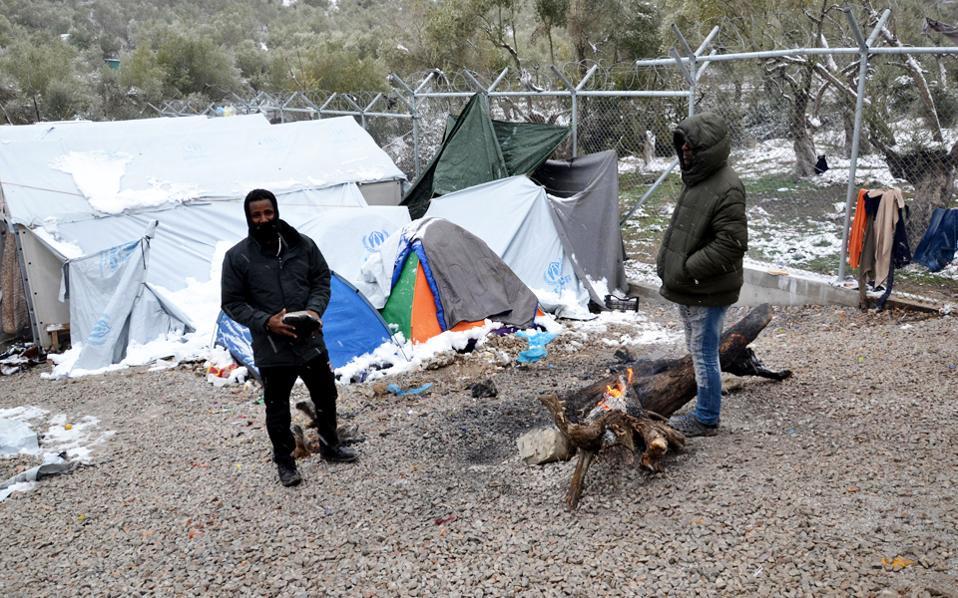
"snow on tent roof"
47,189,409,292
0,114,405,226
0,115,211,143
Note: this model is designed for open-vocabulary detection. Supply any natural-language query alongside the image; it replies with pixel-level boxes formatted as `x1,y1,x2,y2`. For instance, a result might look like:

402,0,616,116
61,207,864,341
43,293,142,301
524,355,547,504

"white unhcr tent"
421,166,626,317
0,114,408,362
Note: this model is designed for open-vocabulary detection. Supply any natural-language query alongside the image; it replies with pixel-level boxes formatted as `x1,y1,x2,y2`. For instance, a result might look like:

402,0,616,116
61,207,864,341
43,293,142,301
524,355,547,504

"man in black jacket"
221,189,356,487
657,113,748,438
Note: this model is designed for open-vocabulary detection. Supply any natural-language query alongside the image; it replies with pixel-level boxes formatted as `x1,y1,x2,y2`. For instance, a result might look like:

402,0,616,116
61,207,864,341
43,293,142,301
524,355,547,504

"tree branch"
873,13,944,143
811,62,871,107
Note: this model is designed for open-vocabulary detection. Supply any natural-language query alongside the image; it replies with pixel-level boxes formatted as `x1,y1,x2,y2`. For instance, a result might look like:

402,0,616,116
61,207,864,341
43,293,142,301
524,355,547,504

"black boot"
276,460,302,487
320,444,357,463
314,413,356,462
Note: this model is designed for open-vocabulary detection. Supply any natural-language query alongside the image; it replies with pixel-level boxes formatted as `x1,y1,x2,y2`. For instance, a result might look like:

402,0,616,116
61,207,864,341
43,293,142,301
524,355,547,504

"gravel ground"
1,302,957,597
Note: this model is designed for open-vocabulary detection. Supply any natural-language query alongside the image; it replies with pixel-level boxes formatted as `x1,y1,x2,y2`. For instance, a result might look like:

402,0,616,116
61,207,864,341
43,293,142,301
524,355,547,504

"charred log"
538,304,789,509
560,304,784,420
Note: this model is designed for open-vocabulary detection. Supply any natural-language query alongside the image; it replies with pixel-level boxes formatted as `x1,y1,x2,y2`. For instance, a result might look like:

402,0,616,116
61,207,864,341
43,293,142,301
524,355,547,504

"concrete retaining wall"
628,264,939,312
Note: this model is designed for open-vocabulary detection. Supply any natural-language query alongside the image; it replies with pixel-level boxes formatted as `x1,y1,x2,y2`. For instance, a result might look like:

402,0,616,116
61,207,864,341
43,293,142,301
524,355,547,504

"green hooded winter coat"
656,113,748,306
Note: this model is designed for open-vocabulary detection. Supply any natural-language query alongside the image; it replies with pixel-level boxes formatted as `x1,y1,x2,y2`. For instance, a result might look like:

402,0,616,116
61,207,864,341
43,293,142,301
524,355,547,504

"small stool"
45,323,70,352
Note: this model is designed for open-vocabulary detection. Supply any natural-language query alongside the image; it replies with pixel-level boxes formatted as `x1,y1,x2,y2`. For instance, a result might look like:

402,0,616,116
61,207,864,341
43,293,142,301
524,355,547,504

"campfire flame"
598,368,633,411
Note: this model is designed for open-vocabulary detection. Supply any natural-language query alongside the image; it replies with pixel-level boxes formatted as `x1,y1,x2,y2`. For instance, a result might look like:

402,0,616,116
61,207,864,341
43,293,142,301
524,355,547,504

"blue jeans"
678,304,728,426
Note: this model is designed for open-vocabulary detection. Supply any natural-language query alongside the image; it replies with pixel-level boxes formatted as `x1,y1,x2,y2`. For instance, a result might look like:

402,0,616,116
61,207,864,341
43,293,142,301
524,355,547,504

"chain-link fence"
154,35,958,287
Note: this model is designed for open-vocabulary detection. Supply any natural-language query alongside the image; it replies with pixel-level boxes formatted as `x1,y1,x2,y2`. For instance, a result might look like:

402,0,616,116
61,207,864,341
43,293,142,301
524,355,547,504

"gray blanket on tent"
532,150,629,296
418,218,540,329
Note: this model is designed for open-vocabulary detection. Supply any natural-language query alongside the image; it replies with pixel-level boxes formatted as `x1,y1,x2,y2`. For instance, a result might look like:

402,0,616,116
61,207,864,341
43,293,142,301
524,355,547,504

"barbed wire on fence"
147,35,958,278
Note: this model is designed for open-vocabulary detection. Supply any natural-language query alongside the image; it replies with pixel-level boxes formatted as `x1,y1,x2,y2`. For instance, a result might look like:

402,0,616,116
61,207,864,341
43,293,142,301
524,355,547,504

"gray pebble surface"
1,303,956,596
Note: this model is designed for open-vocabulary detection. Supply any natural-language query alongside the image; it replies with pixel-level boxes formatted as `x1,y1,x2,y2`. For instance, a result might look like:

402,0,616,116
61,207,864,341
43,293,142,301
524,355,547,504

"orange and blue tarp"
380,242,485,344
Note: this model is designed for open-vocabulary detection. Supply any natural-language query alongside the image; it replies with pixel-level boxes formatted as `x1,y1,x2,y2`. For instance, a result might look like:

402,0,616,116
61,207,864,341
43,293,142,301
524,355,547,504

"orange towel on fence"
847,188,868,269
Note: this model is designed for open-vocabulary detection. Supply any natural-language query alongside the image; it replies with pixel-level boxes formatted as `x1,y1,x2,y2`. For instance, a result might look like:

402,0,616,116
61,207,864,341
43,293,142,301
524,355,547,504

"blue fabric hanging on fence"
913,208,958,272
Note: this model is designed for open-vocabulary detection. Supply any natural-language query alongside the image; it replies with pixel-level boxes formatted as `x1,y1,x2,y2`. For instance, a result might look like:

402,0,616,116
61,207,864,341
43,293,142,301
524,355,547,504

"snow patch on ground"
0,405,112,501
748,213,844,266
334,322,499,384
568,308,678,346
618,155,676,176
624,260,659,285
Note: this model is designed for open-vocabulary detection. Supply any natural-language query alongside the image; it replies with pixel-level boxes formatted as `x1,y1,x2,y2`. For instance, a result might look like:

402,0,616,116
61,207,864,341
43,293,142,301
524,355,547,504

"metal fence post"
572,93,577,157
389,73,430,179
672,25,697,117
280,92,300,123
550,66,582,157
318,93,338,120
838,7,891,281
411,72,437,179
411,92,421,179
463,69,490,113
341,94,367,129
573,66,598,158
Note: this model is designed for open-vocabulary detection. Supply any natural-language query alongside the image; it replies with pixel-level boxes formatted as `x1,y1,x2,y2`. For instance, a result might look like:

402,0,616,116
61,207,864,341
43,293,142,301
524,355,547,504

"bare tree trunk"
873,139,958,250
843,110,855,158
842,109,871,157
790,89,818,178
874,20,944,143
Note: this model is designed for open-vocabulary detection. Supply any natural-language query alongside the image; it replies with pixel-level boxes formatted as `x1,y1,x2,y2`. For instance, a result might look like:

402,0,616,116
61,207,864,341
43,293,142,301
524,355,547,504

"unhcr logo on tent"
363,230,389,253
88,316,111,346
99,241,138,275
545,260,571,294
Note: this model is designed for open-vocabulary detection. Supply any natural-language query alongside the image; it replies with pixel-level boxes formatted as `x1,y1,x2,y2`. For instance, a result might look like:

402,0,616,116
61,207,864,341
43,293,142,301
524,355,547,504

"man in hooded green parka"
656,112,748,437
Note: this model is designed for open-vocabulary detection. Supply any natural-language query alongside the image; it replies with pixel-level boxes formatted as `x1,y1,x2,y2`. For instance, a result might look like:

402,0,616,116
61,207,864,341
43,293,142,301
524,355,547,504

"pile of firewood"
538,304,791,509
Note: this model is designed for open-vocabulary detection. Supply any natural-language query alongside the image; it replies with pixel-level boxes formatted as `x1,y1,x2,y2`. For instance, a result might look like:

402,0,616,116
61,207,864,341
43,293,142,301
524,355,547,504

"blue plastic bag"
515,330,557,364
386,383,433,396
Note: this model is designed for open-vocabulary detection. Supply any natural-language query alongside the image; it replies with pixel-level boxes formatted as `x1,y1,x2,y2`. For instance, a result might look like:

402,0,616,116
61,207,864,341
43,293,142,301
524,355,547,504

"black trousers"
259,355,339,464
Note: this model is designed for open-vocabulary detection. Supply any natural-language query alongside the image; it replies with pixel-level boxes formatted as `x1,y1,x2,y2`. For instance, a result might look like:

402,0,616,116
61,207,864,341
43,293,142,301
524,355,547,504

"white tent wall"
0,113,409,351
49,189,407,291
358,181,402,206
4,197,410,351
64,227,194,373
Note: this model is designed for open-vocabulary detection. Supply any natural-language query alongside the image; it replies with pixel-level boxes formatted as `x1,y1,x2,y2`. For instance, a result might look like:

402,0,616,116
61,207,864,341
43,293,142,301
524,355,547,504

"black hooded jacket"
221,217,332,368
656,112,748,306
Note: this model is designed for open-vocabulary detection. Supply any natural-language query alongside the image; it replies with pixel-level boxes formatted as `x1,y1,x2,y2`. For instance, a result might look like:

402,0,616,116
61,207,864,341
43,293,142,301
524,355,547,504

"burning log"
538,303,790,509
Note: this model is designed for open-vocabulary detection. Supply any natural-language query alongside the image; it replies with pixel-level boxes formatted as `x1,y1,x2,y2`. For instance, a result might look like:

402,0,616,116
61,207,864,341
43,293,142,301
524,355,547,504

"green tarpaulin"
402,94,569,219
380,251,419,341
